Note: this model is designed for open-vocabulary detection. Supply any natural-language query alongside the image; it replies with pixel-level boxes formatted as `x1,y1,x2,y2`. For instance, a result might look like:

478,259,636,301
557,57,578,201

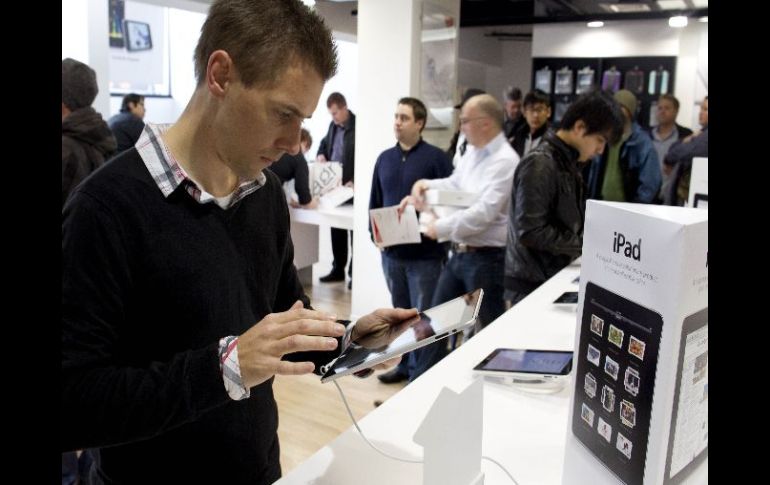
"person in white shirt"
402,93,519,352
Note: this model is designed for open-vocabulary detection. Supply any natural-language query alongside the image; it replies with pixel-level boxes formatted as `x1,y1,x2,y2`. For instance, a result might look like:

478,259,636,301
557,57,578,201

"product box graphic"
563,201,707,485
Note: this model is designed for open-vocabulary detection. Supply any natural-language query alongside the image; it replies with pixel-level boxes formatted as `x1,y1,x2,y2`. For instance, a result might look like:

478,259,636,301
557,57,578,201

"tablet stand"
414,378,485,485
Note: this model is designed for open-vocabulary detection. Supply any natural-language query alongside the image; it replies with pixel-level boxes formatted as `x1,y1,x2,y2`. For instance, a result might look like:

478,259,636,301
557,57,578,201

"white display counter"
274,257,707,484
289,205,354,285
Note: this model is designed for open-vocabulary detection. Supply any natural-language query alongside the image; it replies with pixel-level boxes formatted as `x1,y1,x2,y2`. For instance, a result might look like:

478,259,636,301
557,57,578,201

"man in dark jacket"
504,90,624,306
108,93,146,153
61,58,117,208
649,94,691,189
316,92,356,286
664,96,708,206
502,85,524,144
510,89,551,159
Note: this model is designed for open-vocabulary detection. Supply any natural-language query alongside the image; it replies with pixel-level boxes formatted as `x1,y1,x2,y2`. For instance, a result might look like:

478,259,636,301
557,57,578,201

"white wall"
457,26,532,105
353,0,422,317
108,6,206,123
500,39,533,100
62,0,89,63
532,19,708,128
64,0,206,124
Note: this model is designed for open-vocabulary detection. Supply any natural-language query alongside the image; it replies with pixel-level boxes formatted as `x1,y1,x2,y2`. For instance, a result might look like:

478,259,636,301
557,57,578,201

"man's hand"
352,307,420,349
301,197,320,210
409,179,430,211
316,154,327,163
397,195,416,215
237,301,345,388
423,222,438,240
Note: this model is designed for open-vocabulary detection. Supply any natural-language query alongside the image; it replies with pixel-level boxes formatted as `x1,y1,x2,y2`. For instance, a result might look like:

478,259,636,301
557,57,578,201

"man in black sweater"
61,1,416,483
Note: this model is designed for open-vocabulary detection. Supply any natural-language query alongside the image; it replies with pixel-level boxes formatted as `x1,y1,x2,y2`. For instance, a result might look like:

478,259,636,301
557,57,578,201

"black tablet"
320,289,483,382
554,291,579,304
473,348,573,381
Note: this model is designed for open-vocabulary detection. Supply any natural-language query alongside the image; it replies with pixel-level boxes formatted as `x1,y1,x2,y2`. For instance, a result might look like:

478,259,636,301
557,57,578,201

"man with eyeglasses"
510,89,552,158
403,93,518,349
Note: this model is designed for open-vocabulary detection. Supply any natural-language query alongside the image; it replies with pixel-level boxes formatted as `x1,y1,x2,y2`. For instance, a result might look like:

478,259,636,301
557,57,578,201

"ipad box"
425,189,478,207
563,201,708,485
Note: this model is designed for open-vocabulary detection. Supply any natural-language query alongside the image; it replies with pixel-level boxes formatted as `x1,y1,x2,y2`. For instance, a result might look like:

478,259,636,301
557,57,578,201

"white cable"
333,380,422,464
333,380,521,484
482,455,519,484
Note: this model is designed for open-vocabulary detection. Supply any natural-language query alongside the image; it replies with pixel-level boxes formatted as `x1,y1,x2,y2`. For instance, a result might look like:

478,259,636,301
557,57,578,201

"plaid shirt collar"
135,123,266,208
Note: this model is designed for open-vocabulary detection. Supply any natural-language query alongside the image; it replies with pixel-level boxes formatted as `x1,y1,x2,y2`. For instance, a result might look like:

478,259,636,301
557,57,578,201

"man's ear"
206,50,234,98
573,119,587,137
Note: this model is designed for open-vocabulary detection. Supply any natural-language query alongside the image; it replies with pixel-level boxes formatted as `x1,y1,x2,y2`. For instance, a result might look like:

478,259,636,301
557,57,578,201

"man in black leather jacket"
504,91,624,306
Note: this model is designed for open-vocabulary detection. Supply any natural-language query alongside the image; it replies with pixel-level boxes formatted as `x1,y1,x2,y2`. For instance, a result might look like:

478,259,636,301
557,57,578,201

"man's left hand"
352,308,419,349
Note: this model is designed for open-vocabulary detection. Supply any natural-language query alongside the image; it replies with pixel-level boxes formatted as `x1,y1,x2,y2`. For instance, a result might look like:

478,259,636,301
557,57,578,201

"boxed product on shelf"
563,201,708,485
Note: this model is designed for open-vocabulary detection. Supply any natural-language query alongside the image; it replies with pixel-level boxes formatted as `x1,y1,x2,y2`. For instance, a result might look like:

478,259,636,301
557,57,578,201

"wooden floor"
274,278,408,474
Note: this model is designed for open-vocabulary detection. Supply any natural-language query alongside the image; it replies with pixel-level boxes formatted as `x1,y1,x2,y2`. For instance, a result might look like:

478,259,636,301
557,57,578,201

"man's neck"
162,92,239,197
398,136,420,152
656,122,675,136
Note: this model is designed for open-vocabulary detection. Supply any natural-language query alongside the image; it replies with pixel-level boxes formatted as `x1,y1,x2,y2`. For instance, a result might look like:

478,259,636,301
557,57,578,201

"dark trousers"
433,249,506,344
381,254,445,381
330,228,353,276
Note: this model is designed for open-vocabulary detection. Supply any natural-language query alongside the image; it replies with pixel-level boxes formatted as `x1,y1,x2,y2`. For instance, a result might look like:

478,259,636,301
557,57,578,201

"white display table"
289,205,354,284
274,257,707,484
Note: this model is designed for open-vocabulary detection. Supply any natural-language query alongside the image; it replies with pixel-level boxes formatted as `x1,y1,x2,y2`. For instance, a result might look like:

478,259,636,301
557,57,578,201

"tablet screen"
320,289,482,382
475,349,573,375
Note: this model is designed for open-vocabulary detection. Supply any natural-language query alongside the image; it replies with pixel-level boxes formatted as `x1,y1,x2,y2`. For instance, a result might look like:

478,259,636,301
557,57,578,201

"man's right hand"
236,301,345,388
410,179,430,211
316,154,327,163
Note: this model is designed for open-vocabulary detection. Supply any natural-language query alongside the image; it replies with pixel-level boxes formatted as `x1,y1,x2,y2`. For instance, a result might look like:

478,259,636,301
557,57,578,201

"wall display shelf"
532,56,677,131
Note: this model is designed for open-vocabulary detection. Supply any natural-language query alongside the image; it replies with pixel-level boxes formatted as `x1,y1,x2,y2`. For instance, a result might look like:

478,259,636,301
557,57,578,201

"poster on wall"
420,2,458,128
108,0,170,97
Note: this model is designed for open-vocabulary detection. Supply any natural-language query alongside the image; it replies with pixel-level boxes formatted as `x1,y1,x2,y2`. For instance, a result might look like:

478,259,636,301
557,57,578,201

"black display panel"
572,282,663,485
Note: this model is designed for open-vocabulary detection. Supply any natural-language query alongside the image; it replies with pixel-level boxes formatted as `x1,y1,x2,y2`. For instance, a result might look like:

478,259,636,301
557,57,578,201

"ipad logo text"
612,232,641,261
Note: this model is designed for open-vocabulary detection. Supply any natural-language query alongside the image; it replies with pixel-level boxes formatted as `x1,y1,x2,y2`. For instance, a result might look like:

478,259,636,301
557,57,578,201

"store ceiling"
459,0,708,27
182,1,708,29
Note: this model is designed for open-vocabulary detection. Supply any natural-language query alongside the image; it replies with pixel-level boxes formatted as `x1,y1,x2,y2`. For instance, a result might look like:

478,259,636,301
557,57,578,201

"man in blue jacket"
584,89,661,203
370,97,453,384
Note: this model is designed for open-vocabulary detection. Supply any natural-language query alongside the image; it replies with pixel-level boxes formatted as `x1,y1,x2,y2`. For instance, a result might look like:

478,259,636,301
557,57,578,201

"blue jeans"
381,254,444,381
432,249,506,346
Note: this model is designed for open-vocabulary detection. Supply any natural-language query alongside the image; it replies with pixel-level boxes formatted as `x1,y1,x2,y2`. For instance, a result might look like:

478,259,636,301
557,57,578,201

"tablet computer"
124,20,153,51
473,348,573,382
554,291,579,304
320,288,483,383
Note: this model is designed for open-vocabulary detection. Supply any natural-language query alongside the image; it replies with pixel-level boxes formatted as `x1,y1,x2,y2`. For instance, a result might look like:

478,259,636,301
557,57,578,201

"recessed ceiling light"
587,21,605,28
668,16,688,28
657,0,687,9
